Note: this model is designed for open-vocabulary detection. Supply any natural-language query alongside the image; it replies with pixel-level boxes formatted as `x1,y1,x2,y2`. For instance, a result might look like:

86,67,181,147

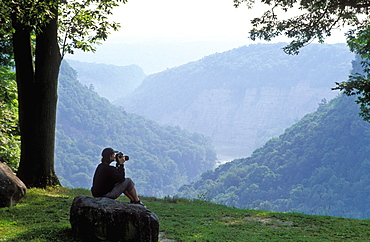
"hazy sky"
109,0,255,42
66,0,348,74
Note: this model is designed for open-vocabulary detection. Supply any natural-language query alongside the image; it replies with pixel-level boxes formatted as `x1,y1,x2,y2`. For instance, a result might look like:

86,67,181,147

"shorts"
102,178,135,199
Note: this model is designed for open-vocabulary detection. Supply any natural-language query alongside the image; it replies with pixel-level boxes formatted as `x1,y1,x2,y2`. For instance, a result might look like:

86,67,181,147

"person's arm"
116,163,126,179
108,164,125,182
115,155,126,179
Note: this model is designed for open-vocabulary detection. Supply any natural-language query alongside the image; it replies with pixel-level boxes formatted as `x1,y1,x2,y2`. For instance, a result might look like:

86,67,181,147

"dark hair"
101,156,112,163
101,147,117,163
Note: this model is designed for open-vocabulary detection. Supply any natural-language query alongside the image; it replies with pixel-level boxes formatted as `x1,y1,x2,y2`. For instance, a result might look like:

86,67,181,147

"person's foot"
130,200,146,208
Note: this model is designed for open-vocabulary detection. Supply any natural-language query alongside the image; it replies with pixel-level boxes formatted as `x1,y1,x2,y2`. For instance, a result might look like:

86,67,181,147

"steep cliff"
115,43,354,160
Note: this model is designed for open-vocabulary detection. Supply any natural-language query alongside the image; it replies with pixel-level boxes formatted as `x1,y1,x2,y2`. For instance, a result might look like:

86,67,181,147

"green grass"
1,187,370,241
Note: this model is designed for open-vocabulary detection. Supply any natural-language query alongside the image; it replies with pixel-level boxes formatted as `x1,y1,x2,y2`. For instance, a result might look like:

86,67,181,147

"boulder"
70,195,159,242
0,162,27,207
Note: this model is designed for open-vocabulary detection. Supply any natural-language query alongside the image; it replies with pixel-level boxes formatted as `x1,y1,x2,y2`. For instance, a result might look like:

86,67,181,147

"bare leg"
123,190,134,201
127,187,140,202
126,187,145,207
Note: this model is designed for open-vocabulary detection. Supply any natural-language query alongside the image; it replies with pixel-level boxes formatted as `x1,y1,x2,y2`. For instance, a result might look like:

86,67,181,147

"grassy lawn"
0,187,369,241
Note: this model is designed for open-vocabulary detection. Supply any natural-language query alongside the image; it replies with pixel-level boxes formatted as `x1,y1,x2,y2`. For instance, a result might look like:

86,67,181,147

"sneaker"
131,200,146,208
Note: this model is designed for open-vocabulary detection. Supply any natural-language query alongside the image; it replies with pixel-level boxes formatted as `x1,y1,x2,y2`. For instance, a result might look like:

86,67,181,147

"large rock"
0,162,27,207
70,195,159,242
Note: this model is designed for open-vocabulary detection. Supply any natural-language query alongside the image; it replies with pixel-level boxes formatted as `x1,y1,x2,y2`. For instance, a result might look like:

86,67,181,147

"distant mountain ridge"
66,59,146,102
115,43,354,160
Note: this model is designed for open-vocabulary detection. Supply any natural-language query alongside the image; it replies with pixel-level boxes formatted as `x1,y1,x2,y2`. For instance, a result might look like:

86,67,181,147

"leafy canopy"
334,28,370,121
234,0,370,54
0,0,126,60
234,0,370,120
58,0,126,57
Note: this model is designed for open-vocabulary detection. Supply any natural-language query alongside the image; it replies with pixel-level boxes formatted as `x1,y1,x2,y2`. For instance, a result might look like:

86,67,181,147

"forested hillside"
177,91,370,219
115,43,354,160
55,61,216,197
66,59,146,102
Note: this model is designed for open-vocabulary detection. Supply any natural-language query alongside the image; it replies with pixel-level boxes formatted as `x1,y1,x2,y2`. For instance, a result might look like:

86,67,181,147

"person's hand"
117,155,125,165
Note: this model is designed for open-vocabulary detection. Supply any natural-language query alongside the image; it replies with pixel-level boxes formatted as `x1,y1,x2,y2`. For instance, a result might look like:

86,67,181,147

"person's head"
101,147,118,163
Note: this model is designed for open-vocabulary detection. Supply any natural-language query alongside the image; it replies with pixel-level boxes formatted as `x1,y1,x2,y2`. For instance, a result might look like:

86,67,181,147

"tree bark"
13,3,61,187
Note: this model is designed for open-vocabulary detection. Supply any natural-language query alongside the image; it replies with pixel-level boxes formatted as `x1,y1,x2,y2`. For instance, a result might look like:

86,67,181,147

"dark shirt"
91,163,125,197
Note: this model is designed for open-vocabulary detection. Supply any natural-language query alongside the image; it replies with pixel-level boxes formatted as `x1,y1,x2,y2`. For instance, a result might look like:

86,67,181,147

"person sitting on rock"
91,147,145,207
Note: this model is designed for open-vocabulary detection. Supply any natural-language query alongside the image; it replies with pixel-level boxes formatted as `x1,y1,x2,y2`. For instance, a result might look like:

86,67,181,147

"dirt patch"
244,216,293,228
222,216,294,228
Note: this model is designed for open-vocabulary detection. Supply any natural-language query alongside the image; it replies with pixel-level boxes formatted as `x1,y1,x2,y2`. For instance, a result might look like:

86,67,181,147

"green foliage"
177,92,370,219
0,66,20,170
234,0,370,55
55,61,217,197
1,0,126,58
0,0,56,32
1,187,370,241
58,0,127,57
334,28,370,121
0,33,14,67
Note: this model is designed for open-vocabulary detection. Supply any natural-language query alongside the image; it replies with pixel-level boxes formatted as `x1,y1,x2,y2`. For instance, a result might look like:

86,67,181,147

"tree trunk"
14,4,61,188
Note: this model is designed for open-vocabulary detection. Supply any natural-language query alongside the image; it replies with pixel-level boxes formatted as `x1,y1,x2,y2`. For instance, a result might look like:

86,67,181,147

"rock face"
0,162,27,207
117,43,354,160
70,195,159,242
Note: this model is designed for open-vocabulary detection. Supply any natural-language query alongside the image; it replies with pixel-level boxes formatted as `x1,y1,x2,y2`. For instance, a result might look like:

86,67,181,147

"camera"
116,152,129,161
